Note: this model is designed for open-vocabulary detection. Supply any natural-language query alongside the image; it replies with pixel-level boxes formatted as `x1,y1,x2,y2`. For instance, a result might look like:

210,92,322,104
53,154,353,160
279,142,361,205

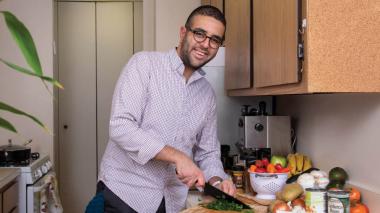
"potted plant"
0,11,62,134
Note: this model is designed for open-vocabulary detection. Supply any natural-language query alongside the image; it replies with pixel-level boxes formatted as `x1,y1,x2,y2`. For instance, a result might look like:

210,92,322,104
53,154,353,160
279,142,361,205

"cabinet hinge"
298,42,304,60
299,18,307,34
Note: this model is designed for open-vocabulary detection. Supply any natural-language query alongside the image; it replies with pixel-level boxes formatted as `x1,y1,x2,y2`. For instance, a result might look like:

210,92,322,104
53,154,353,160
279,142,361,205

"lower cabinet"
0,180,18,213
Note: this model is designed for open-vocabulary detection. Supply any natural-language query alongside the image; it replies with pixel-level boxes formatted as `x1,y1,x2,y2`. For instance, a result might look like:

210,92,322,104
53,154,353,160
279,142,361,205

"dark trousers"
97,182,166,213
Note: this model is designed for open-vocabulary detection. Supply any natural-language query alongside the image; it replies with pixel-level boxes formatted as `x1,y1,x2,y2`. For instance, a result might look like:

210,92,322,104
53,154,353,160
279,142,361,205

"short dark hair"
185,5,226,30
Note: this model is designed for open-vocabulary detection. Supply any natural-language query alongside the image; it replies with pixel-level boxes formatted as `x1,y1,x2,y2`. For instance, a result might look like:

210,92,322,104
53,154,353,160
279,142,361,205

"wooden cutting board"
181,193,269,213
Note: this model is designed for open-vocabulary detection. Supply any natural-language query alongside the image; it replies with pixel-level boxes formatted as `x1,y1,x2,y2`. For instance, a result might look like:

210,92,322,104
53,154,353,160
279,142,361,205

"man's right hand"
155,145,205,188
175,155,205,188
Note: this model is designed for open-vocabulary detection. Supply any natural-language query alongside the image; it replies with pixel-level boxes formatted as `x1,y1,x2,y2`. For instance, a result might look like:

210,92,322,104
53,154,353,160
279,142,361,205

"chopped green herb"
202,199,254,212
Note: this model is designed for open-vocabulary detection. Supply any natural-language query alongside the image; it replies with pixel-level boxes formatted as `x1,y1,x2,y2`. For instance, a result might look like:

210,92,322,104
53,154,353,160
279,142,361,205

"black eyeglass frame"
186,27,224,49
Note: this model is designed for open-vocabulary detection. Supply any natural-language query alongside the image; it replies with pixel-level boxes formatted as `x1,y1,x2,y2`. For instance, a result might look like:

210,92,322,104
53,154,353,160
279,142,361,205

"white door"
57,1,139,212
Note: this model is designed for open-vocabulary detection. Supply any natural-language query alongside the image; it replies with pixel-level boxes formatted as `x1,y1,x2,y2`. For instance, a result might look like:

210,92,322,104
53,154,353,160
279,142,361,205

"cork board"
307,0,380,92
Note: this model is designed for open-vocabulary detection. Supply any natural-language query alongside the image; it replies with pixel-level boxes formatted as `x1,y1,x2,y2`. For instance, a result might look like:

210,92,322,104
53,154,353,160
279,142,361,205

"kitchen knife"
203,182,252,209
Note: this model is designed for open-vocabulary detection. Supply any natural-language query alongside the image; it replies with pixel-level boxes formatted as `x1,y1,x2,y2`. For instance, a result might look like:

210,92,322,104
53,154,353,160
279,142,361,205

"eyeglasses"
186,27,223,49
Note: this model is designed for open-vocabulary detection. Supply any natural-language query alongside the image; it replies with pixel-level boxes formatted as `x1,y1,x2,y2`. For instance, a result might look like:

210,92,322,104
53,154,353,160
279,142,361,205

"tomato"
255,167,266,173
262,157,269,167
274,163,283,170
249,165,257,172
350,203,369,213
349,187,361,203
277,167,290,173
255,160,264,168
266,163,276,173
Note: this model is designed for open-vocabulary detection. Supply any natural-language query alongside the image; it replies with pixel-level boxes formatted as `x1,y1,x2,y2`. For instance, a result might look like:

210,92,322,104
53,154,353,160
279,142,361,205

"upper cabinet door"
201,0,224,13
253,0,300,88
224,0,252,90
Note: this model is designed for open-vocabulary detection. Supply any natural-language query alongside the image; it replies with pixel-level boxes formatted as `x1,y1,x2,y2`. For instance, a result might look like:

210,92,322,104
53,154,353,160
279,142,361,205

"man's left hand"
215,179,236,196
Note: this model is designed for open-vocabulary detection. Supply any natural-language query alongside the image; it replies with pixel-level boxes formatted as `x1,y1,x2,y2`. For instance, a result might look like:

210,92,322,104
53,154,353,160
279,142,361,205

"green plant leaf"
0,11,42,76
0,101,50,133
0,58,64,89
0,116,17,133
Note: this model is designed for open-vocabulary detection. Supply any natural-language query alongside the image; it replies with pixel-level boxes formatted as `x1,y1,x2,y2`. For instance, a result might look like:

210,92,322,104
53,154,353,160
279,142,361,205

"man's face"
177,15,225,70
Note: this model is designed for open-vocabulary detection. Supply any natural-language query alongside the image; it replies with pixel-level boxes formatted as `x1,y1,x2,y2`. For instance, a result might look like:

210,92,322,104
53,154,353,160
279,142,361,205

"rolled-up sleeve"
193,95,229,182
108,53,166,165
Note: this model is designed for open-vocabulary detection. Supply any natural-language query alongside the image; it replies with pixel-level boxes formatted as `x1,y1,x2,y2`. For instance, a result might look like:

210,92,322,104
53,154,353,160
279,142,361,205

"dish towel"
45,174,63,213
40,186,48,213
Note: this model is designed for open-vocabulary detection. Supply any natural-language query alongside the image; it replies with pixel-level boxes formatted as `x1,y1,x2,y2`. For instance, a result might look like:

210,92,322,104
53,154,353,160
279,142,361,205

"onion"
273,202,291,212
291,198,306,209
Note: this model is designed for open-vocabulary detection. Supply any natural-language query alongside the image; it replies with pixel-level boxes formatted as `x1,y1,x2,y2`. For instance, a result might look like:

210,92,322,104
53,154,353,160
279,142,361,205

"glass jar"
231,165,245,193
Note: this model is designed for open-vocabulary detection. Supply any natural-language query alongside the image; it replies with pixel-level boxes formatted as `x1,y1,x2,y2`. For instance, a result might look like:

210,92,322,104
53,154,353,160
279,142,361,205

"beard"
178,37,216,70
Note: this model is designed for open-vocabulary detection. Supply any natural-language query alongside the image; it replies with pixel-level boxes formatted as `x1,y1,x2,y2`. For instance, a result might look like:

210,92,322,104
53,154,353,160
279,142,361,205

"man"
97,5,235,213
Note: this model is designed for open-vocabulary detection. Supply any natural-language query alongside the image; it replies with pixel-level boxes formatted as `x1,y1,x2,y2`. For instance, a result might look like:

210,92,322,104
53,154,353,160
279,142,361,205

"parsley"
203,199,254,212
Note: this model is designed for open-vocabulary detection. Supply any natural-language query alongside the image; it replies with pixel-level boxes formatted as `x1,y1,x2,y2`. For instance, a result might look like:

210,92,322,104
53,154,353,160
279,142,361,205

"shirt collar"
169,48,206,81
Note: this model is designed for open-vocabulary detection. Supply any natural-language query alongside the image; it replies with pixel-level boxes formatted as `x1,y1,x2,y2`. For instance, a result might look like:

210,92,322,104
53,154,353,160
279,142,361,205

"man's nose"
199,37,211,48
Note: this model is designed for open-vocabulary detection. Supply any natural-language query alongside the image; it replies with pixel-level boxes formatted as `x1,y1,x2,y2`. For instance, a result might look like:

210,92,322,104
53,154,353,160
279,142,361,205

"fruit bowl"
249,171,288,200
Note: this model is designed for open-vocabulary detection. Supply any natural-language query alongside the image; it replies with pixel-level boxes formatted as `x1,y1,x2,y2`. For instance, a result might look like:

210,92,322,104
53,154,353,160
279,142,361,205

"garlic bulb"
297,173,315,189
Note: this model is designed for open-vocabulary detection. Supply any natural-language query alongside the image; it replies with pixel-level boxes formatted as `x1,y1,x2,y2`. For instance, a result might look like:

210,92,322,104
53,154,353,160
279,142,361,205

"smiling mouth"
193,48,208,60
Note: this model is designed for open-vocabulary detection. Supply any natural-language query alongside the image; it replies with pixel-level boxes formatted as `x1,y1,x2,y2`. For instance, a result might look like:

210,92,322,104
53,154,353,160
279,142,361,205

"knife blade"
203,182,252,209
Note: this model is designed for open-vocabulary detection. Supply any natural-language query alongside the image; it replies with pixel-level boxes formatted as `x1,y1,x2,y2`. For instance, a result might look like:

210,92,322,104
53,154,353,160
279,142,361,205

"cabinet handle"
63,125,68,129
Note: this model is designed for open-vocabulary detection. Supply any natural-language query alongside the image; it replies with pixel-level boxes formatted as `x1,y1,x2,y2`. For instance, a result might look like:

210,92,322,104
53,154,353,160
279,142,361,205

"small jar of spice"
231,165,245,193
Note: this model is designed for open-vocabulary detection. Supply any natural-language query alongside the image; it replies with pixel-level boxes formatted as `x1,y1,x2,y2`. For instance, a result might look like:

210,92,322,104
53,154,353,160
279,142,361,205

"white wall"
277,94,380,211
143,0,272,154
0,1,54,158
155,0,201,51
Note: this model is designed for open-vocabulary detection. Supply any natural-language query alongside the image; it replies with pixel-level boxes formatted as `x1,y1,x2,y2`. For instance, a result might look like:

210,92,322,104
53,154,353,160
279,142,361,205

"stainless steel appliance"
240,115,292,156
237,102,292,156
0,154,62,213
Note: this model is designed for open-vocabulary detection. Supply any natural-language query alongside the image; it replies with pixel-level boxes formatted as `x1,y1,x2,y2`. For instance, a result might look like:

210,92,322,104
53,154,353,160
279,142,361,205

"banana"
302,155,312,171
287,153,297,175
295,153,304,172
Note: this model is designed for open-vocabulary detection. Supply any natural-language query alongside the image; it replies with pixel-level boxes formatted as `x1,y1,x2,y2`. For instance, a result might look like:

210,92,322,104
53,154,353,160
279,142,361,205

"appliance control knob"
34,171,41,179
254,123,264,132
45,162,51,170
41,165,48,173
47,160,53,168
33,171,38,179
37,169,43,177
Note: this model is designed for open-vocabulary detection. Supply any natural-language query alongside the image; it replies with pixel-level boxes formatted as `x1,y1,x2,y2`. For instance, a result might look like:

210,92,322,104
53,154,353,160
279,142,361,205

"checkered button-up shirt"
98,49,228,212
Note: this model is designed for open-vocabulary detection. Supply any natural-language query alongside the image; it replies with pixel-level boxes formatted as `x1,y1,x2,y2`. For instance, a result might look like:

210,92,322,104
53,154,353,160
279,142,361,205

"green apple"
270,155,287,168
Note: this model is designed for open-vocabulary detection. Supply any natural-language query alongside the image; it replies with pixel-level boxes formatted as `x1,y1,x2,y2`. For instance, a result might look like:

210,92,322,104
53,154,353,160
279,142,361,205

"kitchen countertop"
0,168,20,189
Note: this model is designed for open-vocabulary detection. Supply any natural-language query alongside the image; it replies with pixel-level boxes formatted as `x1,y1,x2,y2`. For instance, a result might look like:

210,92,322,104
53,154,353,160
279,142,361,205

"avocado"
329,167,348,182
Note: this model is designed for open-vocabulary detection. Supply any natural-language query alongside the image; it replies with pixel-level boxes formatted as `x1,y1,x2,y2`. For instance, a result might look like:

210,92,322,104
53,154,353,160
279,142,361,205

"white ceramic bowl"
249,171,288,200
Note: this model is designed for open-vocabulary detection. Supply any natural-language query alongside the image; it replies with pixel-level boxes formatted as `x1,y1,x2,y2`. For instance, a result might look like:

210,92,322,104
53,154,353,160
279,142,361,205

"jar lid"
231,165,244,171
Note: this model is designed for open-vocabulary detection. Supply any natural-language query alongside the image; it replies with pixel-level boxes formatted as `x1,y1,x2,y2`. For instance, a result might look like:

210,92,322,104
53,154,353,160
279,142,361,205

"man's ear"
179,26,187,40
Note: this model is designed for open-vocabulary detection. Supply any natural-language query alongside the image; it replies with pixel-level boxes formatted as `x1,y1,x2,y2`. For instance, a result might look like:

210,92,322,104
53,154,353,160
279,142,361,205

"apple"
270,155,287,168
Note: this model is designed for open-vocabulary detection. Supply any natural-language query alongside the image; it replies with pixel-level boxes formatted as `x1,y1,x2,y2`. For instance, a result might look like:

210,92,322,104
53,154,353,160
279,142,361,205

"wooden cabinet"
225,0,252,89
0,180,18,213
226,0,380,96
253,0,300,88
201,0,224,13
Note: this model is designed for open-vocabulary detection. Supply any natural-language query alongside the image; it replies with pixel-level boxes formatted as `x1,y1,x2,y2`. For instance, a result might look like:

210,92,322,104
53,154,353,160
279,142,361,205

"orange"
350,203,369,213
349,187,361,203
